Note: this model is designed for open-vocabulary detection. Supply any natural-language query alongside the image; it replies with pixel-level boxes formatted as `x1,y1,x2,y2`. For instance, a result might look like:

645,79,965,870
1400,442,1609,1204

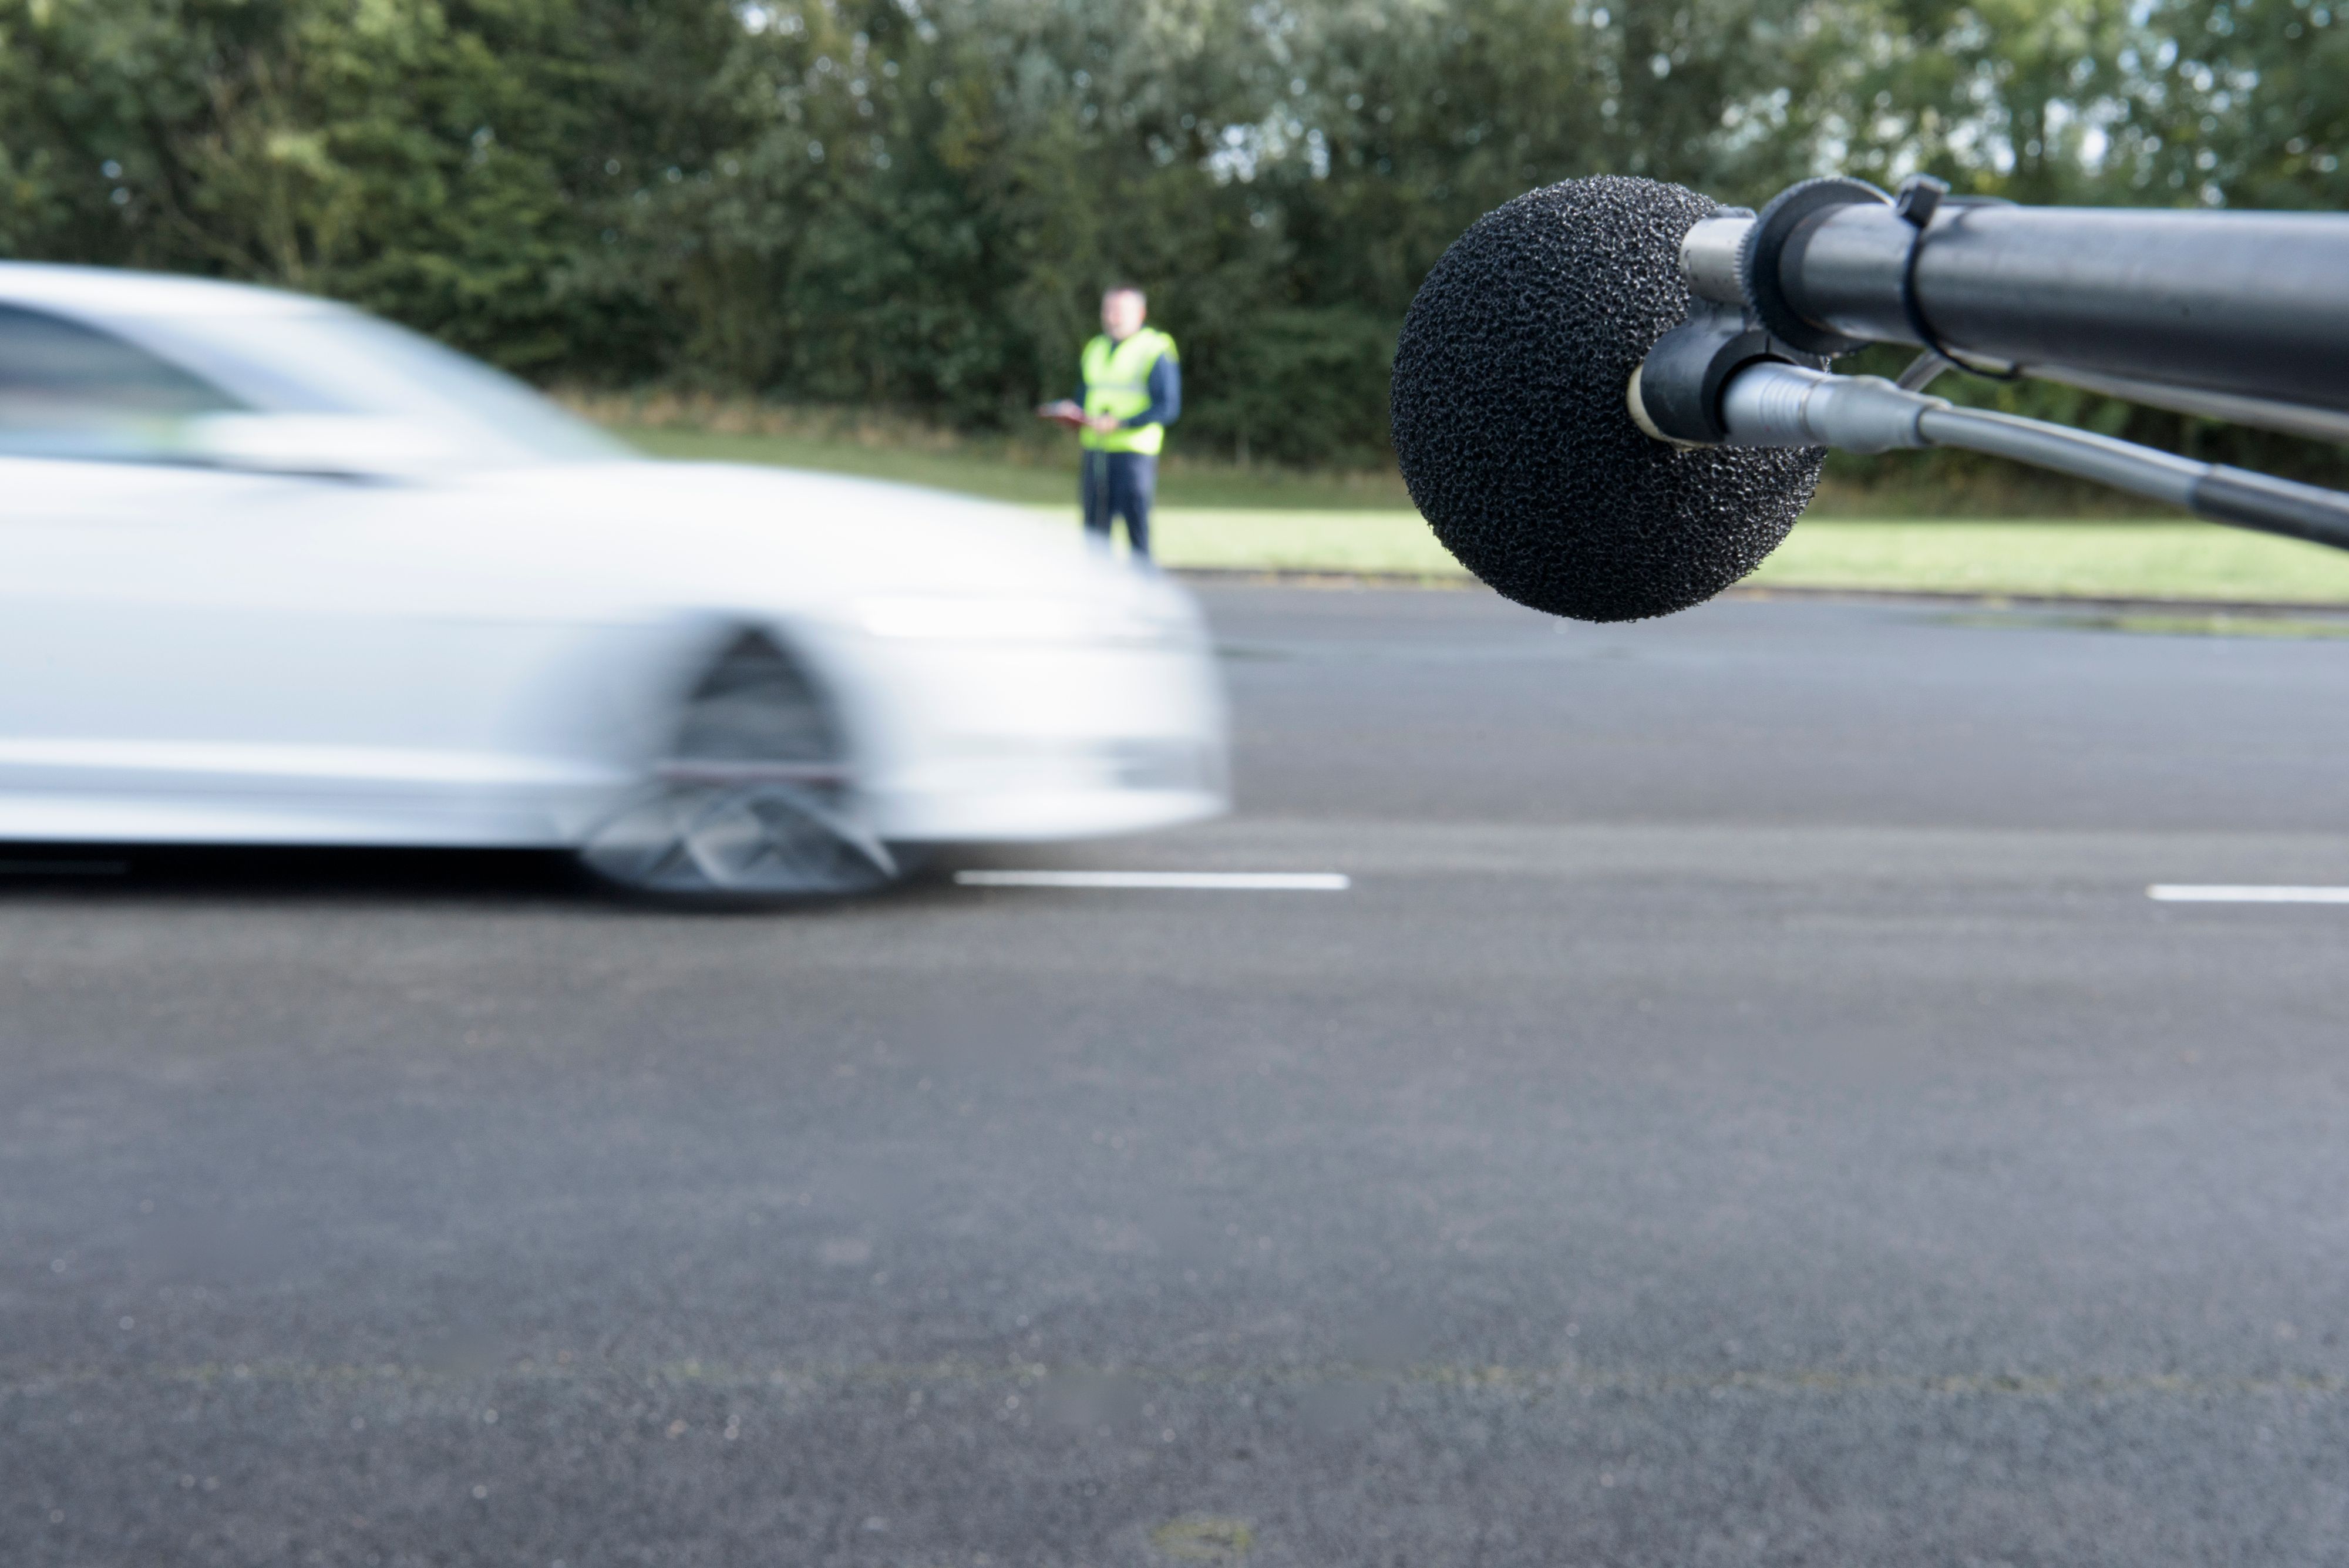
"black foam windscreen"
1391,176,1824,623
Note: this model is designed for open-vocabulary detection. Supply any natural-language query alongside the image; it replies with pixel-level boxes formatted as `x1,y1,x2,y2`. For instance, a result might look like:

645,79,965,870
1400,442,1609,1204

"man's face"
1101,290,1146,341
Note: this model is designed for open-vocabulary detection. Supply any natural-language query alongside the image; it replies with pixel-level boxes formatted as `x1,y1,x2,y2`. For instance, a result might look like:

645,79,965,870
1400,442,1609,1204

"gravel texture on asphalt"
8,587,2349,1566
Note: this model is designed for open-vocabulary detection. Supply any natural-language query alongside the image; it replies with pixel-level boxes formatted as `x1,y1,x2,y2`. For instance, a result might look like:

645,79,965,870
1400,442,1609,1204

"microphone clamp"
1736,177,1890,355
1719,364,1940,453
1627,301,1825,446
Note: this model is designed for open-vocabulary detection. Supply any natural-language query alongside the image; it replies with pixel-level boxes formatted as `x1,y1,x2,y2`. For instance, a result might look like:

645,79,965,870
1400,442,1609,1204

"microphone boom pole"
1709,178,2349,415
1644,175,2349,551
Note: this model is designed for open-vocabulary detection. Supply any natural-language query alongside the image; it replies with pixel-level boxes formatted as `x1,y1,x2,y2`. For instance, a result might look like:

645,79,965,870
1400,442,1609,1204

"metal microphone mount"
1629,182,2349,553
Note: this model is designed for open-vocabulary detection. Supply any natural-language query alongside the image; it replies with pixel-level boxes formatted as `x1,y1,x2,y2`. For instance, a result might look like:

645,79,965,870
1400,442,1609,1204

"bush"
3,0,2343,481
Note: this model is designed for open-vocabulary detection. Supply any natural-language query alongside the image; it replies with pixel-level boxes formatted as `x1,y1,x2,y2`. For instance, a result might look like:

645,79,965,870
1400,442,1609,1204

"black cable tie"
1892,172,1945,228
1894,174,2022,382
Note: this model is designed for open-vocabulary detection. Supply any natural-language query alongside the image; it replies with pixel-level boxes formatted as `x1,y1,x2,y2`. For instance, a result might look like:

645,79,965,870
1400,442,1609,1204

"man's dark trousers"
1081,450,1155,560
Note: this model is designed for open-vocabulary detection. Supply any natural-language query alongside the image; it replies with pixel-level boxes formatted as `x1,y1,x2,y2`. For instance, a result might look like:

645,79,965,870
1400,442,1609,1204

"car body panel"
0,264,1228,854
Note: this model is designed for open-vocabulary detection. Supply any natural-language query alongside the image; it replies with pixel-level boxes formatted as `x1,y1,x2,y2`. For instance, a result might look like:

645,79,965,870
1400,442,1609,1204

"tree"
2,0,2340,476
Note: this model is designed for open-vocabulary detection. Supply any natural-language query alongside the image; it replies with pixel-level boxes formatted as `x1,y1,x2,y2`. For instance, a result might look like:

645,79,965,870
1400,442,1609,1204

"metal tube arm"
1682,198,2349,415
1715,362,2349,552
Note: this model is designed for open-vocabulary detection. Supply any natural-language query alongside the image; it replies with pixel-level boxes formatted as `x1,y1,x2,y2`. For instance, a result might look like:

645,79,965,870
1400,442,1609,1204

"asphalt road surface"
9,585,2349,1567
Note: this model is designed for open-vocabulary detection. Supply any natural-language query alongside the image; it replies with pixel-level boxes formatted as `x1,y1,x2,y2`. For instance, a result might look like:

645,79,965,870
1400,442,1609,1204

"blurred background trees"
1,0,2340,474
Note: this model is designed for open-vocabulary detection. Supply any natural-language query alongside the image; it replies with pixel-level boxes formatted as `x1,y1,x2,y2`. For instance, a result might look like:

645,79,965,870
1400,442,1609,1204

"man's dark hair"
1103,284,1148,307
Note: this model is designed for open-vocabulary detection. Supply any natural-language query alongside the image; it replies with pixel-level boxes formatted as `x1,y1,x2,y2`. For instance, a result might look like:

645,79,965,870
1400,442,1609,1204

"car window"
133,306,631,466
0,303,245,460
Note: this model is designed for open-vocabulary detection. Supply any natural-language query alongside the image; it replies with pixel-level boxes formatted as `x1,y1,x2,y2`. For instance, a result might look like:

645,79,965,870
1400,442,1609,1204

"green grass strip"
1751,520,2349,605
619,424,2349,604
621,426,1412,511
1120,511,2349,605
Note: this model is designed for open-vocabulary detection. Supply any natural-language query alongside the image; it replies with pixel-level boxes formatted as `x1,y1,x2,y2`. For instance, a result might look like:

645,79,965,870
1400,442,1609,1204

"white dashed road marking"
2148,884,2349,904
955,870,1351,891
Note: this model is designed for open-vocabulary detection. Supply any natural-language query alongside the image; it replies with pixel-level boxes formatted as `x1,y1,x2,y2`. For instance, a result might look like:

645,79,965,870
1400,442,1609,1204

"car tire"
578,630,898,904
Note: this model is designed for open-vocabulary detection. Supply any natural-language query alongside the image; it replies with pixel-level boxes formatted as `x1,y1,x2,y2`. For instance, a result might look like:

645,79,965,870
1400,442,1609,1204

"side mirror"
181,413,462,479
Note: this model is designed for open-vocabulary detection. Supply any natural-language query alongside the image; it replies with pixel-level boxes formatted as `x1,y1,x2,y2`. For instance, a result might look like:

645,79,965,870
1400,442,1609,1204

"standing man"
1041,285,1180,561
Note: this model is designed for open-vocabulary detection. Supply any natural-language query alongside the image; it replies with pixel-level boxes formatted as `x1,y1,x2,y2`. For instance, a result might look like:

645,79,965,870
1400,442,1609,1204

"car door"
0,299,624,844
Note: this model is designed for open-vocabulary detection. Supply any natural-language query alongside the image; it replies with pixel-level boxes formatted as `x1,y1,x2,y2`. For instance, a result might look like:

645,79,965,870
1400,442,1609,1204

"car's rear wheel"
578,631,897,903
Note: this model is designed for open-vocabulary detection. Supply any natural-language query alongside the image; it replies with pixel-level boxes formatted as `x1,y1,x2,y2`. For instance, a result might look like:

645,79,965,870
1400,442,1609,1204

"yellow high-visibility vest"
1079,328,1177,455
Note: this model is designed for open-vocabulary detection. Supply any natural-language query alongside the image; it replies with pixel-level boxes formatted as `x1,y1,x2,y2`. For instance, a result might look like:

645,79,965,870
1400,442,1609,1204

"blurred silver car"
0,263,1228,899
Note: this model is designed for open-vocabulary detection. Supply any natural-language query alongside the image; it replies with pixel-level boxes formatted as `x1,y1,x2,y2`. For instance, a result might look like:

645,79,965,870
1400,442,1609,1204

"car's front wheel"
578,630,897,904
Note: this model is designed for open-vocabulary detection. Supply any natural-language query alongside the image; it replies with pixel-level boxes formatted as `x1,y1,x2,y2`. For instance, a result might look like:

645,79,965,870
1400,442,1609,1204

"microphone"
1392,174,2349,624
1389,177,1826,623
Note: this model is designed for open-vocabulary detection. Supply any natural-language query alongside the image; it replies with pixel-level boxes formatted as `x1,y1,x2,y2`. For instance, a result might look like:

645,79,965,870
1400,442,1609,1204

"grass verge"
603,415,2349,605
604,410,1414,511
1057,510,2349,606
1747,520,2349,605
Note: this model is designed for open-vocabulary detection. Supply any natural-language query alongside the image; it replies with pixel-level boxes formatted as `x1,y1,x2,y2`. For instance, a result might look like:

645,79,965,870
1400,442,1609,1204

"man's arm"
1119,353,1182,429
1036,370,1086,423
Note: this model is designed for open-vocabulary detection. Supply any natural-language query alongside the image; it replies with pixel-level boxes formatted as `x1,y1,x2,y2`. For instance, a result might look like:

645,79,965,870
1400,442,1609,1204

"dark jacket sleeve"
1120,352,1182,429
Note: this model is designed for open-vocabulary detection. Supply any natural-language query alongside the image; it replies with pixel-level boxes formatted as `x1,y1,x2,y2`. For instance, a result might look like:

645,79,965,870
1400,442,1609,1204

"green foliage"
0,0,2341,476
0,0,742,371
